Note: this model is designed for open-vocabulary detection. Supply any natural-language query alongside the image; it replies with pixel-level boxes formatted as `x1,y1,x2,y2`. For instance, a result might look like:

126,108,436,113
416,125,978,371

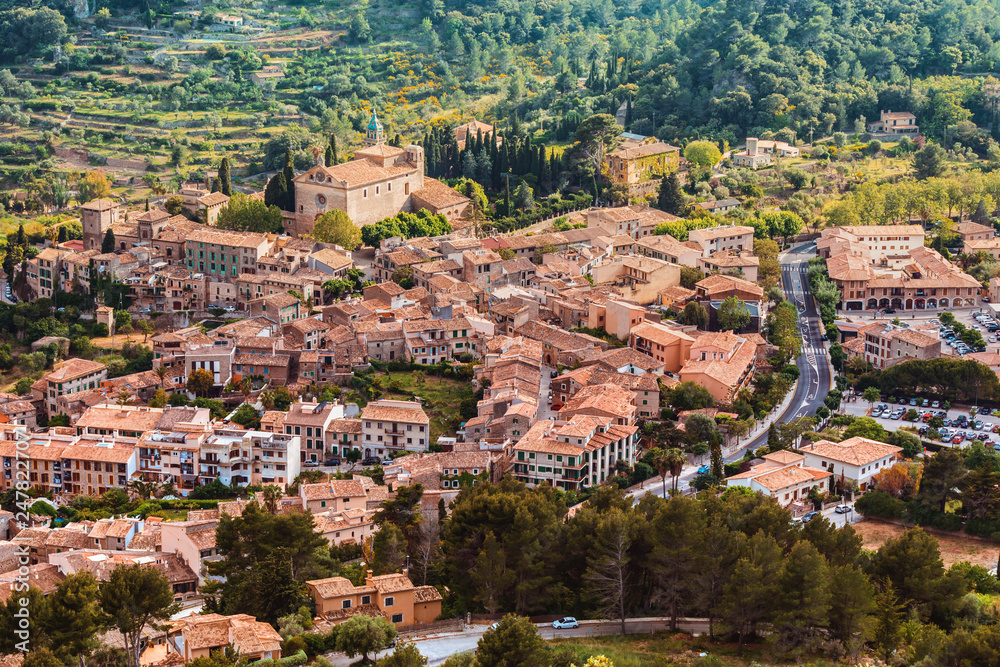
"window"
342,600,352,609
384,597,394,607
361,595,371,605
391,613,403,624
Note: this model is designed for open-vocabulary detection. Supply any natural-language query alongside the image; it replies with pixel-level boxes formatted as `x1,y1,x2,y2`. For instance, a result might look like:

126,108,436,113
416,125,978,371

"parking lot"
843,398,1000,449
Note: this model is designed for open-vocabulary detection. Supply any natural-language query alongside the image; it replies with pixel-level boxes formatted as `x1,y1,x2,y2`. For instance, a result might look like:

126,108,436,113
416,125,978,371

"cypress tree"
264,172,289,210
591,173,599,202
624,99,633,130
767,422,780,452
325,145,333,167
101,228,116,254
658,173,686,215
710,434,723,479
993,113,1000,143
57,225,67,243
211,177,220,193
450,138,461,178
330,133,339,164
218,156,231,196
283,149,295,212
15,224,24,247
144,198,149,212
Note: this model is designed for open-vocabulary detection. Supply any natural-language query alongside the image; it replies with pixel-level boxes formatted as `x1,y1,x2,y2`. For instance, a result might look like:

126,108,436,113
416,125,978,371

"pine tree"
218,157,232,196
283,149,295,212
658,173,686,215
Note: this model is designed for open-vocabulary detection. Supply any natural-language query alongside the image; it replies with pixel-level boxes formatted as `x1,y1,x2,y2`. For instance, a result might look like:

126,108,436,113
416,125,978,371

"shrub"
854,491,907,519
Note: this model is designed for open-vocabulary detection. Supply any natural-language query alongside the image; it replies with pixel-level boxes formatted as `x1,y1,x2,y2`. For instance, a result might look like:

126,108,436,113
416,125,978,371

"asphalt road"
325,618,714,666
631,241,834,501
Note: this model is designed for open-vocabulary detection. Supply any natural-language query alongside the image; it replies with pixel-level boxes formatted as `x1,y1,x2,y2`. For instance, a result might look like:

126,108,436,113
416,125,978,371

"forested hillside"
329,0,1000,145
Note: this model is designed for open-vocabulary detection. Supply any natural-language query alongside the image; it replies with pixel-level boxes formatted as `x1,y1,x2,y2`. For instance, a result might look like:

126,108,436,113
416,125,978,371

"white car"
834,505,851,514
552,617,579,629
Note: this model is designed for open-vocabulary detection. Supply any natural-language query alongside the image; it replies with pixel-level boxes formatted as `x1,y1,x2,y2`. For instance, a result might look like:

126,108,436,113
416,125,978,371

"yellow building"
606,140,680,196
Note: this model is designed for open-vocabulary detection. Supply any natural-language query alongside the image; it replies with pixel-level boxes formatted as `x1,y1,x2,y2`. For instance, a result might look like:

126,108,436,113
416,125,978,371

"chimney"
746,138,758,156
365,569,374,586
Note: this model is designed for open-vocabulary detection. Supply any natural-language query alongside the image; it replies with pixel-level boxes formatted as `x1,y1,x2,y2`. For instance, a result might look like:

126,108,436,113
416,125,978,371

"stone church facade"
292,112,470,237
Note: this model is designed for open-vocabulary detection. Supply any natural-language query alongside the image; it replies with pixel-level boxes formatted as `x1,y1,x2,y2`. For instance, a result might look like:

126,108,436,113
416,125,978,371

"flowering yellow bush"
571,657,615,667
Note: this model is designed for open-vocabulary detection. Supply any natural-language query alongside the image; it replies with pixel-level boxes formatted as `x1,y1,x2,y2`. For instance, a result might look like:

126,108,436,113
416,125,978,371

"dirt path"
854,519,1000,569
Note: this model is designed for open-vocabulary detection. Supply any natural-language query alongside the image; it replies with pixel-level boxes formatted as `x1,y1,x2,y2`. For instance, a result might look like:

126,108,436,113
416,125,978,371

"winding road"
631,240,834,500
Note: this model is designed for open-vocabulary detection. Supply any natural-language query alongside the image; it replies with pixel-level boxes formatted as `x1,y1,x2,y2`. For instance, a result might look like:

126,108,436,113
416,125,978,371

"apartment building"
628,321,695,374
0,431,139,498
283,401,344,464
184,227,273,279
679,331,757,403
306,571,442,627
511,415,639,489
34,359,108,416
198,428,301,488
687,225,755,256
360,400,431,457
854,323,941,370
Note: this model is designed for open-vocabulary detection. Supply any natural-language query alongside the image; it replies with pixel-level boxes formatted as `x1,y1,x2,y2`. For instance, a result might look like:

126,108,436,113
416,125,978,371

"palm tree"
666,448,686,492
239,377,253,404
154,365,168,388
261,485,282,514
160,480,176,498
649,448,672,498
260,389,275,411
127,479,156,500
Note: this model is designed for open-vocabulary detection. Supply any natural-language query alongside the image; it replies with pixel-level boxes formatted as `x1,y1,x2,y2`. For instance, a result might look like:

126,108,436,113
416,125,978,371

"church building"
291,111,470,236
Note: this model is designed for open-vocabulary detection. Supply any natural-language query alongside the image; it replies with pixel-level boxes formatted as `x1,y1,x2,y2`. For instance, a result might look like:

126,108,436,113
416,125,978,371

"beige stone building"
360,400,431,457
306,572,442,627
291,112,468,235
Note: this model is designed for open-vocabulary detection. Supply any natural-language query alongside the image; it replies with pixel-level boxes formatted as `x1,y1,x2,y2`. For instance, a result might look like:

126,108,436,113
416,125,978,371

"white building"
799,436,902,491
726,450,831,506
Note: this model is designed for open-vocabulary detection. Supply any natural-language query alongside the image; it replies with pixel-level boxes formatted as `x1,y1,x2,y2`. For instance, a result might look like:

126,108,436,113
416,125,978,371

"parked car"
885,308,896,314
953,435,964,444
801,511,820,522
697,464,711,475
932,401,940,409
303,460,319,467
362,456,381,466
835,505,851,514
552,617,579,629
983,407,992,415
324,458,341,466
909,398,918,406
550,370,558,378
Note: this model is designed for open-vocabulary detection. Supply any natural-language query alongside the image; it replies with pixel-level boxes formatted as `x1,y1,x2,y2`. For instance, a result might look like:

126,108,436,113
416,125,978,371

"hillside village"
3,1,1000,667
